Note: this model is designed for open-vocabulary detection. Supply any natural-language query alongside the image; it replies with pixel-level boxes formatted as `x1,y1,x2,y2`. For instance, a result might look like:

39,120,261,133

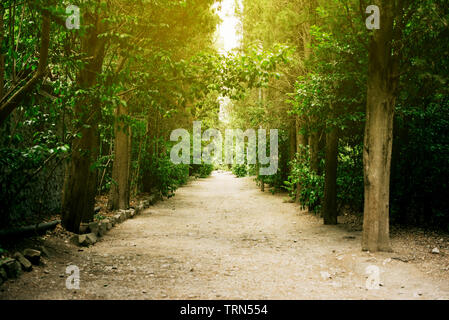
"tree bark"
62,6,107,233
362,0,402,252
108,103,131,210
289,118,296,165
323,127,338,225
142,109,156,193
0,4,5,102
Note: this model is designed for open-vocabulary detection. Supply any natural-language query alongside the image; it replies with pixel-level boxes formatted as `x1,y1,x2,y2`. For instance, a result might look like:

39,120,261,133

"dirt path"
1,171,448,299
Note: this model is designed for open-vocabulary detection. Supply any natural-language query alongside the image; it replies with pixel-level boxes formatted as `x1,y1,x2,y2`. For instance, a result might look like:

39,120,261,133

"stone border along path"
72,199,153,247
0,197,155,287
1,171,449,299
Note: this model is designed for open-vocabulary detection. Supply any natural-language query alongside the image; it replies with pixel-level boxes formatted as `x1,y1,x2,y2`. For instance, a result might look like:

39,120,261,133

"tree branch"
0,8,50,124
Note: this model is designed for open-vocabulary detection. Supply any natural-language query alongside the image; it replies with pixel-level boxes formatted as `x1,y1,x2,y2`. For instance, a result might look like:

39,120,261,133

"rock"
79,223,89,234
98,222,107,236
149,194,159,205
113,214,121,224
78,234,89,247
142,200,150,208
103,219,112,230
392,256,409,263
88,221,99,235
1,258,22,278
39,246,50,258
0,266,8,281
431,247,440,254
120,210,127,221
127,209,135,218
13,252,32,272
123,210,130,219
86,232,97,245
23,248,41,265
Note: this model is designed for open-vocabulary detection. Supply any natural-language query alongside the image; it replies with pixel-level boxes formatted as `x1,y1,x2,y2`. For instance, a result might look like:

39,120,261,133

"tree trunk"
0,5,5,102
323,127,338,225
362,0,401,252
307,126,320,212
295,116,307,202
108,103,130,210
308,129,319,174
142,110,156,193
61,6,107,233
289,118,296,165
62,111,100,232
127,124,132,200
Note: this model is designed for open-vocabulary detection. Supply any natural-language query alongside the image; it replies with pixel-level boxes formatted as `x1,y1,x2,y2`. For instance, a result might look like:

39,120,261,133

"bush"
198,163,214,178
285,146,324,212
189,163,214,178
336,143,364,213
140,139,190,198
232,164,247,177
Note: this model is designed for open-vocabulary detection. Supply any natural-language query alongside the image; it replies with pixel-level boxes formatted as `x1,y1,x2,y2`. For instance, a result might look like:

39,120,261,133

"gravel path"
1,171,448,299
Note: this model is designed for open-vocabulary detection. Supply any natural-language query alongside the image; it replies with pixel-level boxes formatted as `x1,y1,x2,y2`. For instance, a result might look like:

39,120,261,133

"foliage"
232,164,247,178
0,0,448,234
285,146,324,213
336,143,364,213
190,163,214,178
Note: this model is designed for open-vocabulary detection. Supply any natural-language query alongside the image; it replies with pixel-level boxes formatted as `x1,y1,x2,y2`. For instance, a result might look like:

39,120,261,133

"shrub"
232,164,247,177
285,146,324,213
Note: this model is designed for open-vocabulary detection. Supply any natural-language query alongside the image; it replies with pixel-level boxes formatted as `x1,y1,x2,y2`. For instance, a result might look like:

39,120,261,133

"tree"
0,3,50,124
323,110,338,225
361,0,409,251
62,1,108,232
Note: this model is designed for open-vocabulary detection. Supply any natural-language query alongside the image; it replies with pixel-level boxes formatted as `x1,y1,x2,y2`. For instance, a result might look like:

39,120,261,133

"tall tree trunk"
362,0,402,252
127,124,132,201
108,103,130,210
289,118,296,165
323,127,338,225
0,4,5,102
142,109,156,193
296,0,316,203
61,6,107,232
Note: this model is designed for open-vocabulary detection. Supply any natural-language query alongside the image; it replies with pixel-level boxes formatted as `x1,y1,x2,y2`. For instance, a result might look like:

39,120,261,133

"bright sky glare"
213,0,242,122
214,0,242,54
